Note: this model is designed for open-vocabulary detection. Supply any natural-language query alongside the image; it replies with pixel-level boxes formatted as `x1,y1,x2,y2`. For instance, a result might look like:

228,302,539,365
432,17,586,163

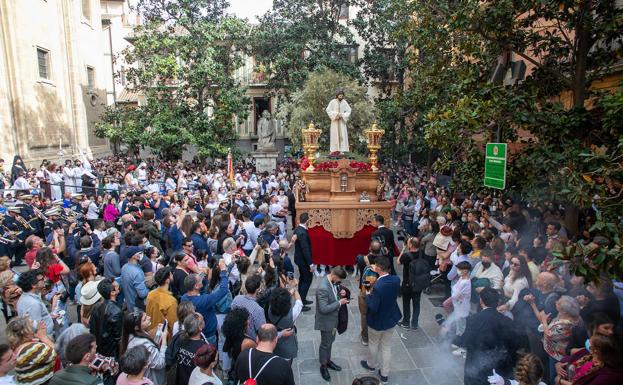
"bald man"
234,324,295,385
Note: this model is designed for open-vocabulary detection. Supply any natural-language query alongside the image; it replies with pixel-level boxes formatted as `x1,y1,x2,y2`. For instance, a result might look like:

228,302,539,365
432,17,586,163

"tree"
351,0,417,160
94,106,144,156
347,0,622,281
282,68,375,154
99,0,251,159
251,0,361,95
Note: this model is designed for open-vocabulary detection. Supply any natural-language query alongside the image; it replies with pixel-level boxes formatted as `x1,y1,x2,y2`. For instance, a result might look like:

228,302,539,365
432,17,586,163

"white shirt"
188,367,223,385
451,277,471,317
223,252,240,285
270,202,284,217
86,201,99,220
470,262,504,290
503,275,529,310
165,178,176,191
12,176,30,190
0,374,17,385
242,221,260,250
94,229,108,241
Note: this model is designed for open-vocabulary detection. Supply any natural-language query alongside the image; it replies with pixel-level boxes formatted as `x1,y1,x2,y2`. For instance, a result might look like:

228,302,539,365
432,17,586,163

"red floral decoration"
299,157,311,171
349,160,373,172
313,160,339,171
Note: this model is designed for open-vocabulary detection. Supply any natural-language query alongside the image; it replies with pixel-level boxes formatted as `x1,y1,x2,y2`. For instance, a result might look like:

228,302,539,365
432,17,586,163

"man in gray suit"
314,266,348,381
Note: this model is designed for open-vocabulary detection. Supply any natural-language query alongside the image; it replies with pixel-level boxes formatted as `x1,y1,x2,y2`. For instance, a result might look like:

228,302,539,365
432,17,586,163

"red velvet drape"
308,225,376,265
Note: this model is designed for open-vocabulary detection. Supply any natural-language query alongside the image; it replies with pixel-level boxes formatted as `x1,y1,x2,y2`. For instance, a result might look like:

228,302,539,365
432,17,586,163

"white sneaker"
361,337,368,346
451,344,459,350
451,348,466,357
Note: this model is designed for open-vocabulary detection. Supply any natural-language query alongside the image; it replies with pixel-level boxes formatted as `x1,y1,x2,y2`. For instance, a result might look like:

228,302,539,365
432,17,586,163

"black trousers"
401,289,422,327
297,261,313,302
389,255,396,275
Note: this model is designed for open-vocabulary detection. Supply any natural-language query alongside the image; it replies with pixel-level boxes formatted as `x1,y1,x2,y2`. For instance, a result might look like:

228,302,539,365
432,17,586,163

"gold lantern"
364,122,385,170
301,121,322,167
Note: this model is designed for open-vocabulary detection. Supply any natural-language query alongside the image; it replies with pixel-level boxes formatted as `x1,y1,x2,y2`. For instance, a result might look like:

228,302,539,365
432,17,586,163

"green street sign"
484,143,507,190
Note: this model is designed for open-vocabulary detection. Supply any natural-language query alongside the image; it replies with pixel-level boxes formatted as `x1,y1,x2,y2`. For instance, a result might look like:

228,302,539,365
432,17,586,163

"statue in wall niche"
257,110,276,150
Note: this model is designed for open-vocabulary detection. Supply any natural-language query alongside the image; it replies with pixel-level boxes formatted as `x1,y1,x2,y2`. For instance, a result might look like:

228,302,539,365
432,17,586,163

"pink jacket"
103,203,119,222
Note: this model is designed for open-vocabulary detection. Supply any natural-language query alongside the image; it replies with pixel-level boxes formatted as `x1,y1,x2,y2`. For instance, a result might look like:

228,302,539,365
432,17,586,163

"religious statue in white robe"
325,90,351,153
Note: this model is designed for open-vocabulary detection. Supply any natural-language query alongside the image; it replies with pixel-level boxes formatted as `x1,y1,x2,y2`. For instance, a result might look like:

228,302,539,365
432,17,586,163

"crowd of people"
0,154,620,385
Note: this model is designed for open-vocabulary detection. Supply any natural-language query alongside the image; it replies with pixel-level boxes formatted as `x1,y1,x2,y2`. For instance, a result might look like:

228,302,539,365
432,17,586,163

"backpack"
409,255,431,292
241,348,278,385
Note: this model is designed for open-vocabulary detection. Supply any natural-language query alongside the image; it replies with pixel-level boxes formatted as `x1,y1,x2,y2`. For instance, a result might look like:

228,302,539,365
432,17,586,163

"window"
336,44,358,64
37,48,50,80
86,66,95,90
82,0,91,22
338,4,349,19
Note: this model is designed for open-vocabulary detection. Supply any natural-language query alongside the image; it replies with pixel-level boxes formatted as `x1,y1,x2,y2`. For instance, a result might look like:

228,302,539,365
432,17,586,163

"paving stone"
421,366,464,385
384,369,429,385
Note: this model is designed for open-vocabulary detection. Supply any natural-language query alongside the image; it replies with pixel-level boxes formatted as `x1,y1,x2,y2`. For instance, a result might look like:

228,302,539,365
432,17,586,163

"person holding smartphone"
49,333,102,385
267,287,303,363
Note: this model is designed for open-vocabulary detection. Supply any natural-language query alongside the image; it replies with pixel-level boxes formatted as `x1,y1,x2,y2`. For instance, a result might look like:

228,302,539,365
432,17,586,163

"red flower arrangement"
314,160,339,171
299,156,311,171
349,160,373,172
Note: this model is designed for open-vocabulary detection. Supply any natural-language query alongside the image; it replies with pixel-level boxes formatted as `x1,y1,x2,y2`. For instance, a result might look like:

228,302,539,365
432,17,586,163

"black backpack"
409,256,431,292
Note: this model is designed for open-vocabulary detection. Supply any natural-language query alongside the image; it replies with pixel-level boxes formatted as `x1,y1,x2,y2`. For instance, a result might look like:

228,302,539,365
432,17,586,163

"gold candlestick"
301,121,322,168
364,122,384,170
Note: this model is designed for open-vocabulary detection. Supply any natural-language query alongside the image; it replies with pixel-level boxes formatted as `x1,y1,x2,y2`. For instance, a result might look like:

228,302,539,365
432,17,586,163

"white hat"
81,280,103,305
44,208,61,217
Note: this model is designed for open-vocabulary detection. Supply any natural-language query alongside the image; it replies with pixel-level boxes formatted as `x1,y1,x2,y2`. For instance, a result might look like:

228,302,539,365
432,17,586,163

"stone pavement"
0,265,466,385
292,268,466,385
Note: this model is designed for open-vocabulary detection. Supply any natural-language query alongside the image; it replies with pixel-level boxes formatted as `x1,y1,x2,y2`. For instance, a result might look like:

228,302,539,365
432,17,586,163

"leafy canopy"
282,68,375,154
97,0,251,159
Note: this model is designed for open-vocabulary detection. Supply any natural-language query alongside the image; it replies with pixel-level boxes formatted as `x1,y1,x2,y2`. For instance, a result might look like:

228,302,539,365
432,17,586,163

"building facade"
0,0,114,167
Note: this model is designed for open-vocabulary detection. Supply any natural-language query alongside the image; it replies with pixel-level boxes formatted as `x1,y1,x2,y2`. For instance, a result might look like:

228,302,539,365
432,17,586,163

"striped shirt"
231,294,266,340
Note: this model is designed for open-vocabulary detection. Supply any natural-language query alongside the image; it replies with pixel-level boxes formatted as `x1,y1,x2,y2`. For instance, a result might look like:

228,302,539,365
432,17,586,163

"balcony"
236,63,269,86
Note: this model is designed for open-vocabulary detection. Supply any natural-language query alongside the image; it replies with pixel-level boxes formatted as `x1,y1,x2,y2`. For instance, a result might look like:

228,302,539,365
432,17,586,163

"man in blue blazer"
360,256,402,384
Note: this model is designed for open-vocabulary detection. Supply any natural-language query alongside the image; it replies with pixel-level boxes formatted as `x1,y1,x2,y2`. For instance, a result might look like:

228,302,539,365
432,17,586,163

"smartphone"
90,357,104,370
286,271,294,280
161,319,168,332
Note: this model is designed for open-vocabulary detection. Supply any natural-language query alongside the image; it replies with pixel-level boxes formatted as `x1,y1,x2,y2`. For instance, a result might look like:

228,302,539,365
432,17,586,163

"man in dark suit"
371,214,397,275
293,213,313,310
360,257,401,384
461,287,518,385
314,267,348,382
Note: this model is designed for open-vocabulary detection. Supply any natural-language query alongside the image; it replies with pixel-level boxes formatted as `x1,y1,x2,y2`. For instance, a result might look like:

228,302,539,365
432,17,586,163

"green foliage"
557,211,623,283
349,0,623,281
251,0,362,94
352,0,420,160
94,106,144,155
101,0,251,159
282,68,375,154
